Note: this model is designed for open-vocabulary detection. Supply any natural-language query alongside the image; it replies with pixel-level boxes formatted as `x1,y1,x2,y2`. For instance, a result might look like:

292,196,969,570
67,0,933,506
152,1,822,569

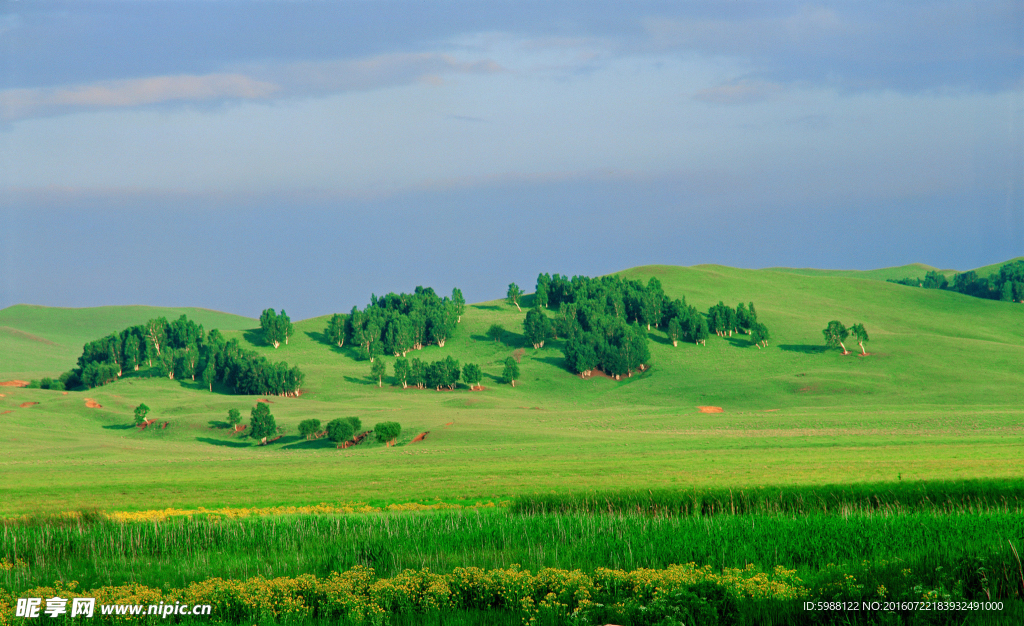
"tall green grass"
509,480,1024,517
4,509,1023,600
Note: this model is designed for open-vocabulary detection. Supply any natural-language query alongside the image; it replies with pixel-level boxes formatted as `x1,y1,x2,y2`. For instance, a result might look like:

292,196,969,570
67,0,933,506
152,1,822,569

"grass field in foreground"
0,264,1022,515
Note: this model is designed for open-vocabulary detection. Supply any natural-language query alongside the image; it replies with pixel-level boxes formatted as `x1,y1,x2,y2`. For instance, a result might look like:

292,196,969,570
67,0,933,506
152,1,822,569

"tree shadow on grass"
649,333,673,346
241,329,268,348
305,330,349,355
344,376,376,386
196,437,251,448
280,438,339,451
536,355,569,370
725,336,755,349
778,344,829,354
208,420,231,429
102,424,135,430
471,304,502,311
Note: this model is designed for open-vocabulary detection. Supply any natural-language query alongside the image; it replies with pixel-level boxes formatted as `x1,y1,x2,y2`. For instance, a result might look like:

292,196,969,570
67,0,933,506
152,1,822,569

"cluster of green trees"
323,287,465,361
259,309,293,348
888,261,1024,302
527,273,767,377
823,321,870,355
66,315,304,396
388,356,484,390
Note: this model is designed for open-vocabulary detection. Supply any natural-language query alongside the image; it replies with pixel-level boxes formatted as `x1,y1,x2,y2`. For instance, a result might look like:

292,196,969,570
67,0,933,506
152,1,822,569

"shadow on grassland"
196,437,251,448
280,438,339,451
778,344,829,354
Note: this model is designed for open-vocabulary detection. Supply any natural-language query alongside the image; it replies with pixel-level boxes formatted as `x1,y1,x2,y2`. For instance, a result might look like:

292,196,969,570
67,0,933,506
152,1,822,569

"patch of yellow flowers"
2,563,808,625
6,501,508,524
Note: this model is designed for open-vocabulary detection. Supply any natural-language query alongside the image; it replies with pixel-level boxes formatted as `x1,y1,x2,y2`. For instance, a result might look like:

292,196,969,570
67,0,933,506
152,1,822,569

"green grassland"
1,265,1022,516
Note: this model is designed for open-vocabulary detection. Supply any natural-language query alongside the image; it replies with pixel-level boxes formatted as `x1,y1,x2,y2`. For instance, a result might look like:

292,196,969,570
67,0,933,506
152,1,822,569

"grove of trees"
323,286,463,361
888,260,1024,302
65,314,305,396
392,356,478,390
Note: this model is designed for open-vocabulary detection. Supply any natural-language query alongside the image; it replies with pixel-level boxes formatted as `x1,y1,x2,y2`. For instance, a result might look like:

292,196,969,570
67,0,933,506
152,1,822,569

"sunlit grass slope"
0,265,1022,515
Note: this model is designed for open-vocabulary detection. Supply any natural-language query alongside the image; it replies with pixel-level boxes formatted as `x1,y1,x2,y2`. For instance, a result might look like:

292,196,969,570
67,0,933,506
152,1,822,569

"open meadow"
2,264,1023,624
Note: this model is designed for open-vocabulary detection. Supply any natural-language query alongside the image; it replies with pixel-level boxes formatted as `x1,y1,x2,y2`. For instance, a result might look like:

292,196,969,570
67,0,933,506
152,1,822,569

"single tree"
693,316,709,346
374,421,402,443
451,288,466,322
523,306,552,349
750,322,770,349
409,358,426,389
326,418,355,443
823,320,850,354
227,408,241,429
501,356,520,387
462,363,482,390
506,283,524,312
325,313,347,348
298,418,322,439
133,403,150,426
201,360,216,391
249,402,277,440
487,324,505,343
850,323,869,355
393,358,411,389
370,359,387,387
666,317,682,347
260,309,283,348
278,310,293,345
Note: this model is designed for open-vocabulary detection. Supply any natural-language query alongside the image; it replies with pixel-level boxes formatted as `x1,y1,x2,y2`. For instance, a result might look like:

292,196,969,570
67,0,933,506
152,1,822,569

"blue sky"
1,1,1022,319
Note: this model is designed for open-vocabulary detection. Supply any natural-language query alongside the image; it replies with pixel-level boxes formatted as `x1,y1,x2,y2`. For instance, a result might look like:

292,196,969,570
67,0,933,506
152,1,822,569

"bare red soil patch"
857,352,872,357
85,399,102,408
257,398,273,404
232,424,247,435
411,431,429,443
137,418,157,430
161,422,169,429
444,421,455,427
697,406,723,413
62,391,68,395
19,402,38,408
469,385,487,391
1,410,12,415
0,380,29,387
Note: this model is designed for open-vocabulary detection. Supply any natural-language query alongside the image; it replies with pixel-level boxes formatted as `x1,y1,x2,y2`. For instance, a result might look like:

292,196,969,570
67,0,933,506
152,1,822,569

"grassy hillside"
0,265,1022,516
0,305,255,380
764,262,957,282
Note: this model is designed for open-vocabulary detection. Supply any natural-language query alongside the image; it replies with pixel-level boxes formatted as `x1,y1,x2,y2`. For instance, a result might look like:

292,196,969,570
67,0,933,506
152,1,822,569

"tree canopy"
823,321,850,354
260,309,292,348
249,403,277,440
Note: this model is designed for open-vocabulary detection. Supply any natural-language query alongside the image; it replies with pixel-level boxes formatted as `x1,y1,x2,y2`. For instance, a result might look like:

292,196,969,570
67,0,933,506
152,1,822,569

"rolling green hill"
0,265,1021,516
764,262,957,283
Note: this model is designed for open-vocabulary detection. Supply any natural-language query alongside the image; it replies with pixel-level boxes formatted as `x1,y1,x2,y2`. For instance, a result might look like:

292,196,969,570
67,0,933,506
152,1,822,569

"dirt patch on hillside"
444,421,454,427
84,399,102,408
1,410,12,415
257,398,273,404
411,431,429,443
469,385,487,391
697,406,723,413
19,402,38,408
0,380,29,387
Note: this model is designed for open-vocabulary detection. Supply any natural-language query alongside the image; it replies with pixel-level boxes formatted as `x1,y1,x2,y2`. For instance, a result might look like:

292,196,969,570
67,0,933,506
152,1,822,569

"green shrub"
345,416,362,433
326,418,355,443
374,421,402,443
298,419,322,438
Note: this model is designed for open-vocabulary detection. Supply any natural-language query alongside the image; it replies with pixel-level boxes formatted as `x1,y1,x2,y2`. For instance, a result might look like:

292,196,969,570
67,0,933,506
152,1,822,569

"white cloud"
0,73,280,122
692,79,786,105
0,53,505,122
